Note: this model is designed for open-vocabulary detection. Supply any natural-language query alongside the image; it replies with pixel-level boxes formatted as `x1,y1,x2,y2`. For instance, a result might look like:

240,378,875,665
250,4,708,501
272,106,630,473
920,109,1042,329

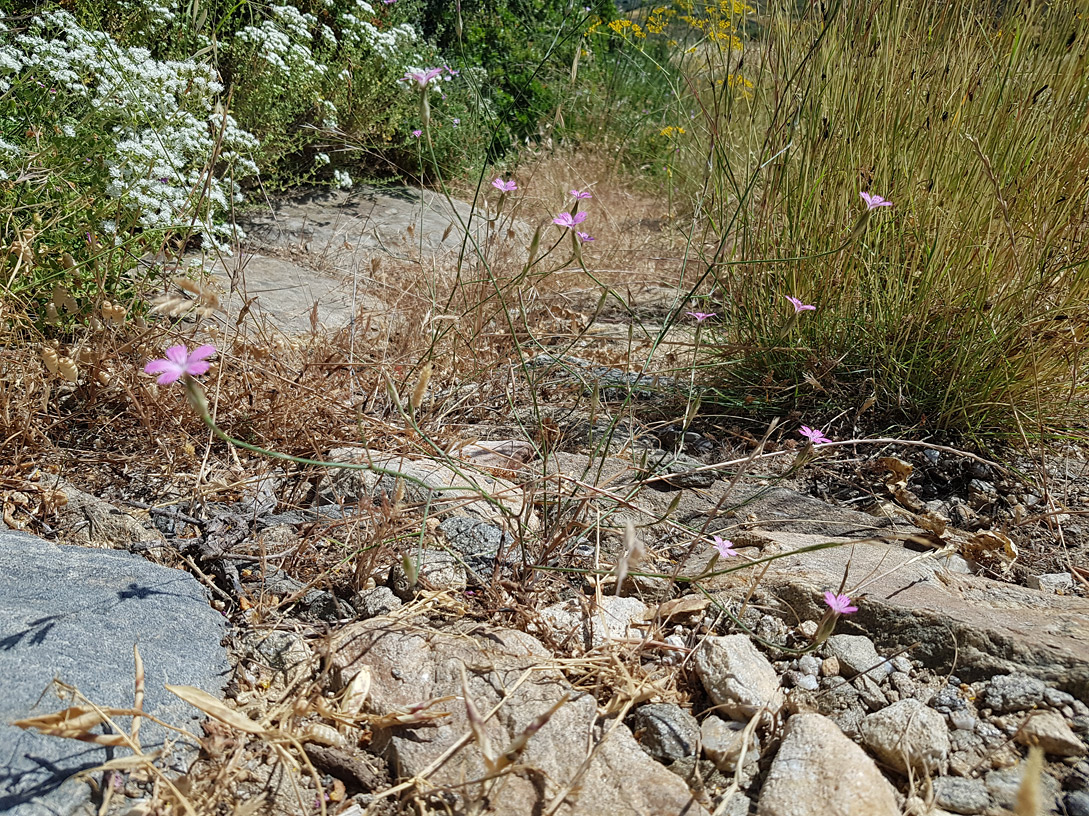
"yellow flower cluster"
597,0,754,52
644,6,677,34
660,125,687,137
717,73,753,98
607,18,646,38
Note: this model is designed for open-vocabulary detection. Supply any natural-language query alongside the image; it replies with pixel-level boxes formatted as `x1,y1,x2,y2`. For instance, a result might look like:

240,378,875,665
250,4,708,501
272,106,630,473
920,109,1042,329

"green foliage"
418,0,612,155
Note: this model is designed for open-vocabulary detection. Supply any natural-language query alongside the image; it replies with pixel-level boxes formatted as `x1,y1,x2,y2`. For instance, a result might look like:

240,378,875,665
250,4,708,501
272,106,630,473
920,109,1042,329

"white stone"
693,635,783,721
1028,572,1074,594
1014,710,1086,757
861,698,950,775
757,713,899,816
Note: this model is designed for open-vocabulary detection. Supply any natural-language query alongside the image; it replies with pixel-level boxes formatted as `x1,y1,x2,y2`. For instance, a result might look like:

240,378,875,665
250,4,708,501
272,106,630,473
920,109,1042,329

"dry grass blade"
164,684,267,734
494,693,570,773
132,643,145,750
1016,746,1044,816
460,663,496,771
12,706,128,746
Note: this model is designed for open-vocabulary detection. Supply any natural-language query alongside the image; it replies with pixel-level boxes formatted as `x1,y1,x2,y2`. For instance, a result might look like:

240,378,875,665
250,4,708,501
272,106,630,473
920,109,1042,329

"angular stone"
721,530,1089,701
1014,710,1087,756
757,713,899,816
933,777,990,815
350,585,402,618
1029,572,1074,594
826,634,891,680
631,703,699,763
322,448,530,523
0,531,228,816
329,619,708,816
700,715,759,772
983,673,1047,713
537,595,647,652
861,698,950,775
693,635,783,721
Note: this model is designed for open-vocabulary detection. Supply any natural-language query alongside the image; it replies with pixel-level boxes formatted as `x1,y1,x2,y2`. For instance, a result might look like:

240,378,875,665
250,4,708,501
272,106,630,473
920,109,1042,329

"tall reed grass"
637,0,1089,440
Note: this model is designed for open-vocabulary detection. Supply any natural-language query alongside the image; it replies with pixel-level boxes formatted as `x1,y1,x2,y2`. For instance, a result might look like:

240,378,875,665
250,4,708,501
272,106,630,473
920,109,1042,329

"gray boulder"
0,532,229,816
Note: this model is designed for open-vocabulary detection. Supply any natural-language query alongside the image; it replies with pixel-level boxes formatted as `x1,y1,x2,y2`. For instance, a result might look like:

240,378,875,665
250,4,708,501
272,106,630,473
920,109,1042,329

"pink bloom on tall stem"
412,129,422,138
400,68,443,88
576,231,594,242
569,189,593,200
786,295,816,313
492,178,517,192
799,425,831,445
686,311,715,322
712,535,738,558
860,191,893,211
553,211,588,229
144,344,216,385
823,591,858,615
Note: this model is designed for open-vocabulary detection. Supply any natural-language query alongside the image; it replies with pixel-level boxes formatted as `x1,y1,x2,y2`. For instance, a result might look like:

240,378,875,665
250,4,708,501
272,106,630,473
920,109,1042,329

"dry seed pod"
45,303,59,325
300,722,347,747
51,284,78,314
58,356,78,383
410,362,433,411
61,252,76,270
341,667,372,717
41,346,59,375
95,370,110,386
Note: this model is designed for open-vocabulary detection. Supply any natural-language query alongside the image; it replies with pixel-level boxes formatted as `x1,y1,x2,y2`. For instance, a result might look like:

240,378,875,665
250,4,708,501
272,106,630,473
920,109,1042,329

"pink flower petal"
164,345,189,365
188,344,217,363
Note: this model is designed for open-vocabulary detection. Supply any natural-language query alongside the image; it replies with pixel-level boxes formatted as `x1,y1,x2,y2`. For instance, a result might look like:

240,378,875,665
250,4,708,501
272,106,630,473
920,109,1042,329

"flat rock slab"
0,532,229,816
330,619,708,816
719,530,1089,700
239,186,527,267
209,252,386,335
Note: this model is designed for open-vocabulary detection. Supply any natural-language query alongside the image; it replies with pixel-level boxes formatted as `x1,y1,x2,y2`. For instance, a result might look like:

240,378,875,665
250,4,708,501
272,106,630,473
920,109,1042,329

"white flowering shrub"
0,9,261,326
0,0,496,327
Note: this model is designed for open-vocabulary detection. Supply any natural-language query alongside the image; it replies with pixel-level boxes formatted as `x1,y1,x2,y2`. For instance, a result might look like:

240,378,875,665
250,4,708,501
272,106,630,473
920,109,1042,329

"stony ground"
3,184,1089,816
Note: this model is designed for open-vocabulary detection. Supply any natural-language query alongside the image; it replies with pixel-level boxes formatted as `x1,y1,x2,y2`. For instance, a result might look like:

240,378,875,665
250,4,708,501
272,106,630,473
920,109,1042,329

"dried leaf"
962,530,1018,563
878,456,913,490
647,595,709,621
341,667,371,717
913,511,948,537
12,705,128,745
165,685,266,734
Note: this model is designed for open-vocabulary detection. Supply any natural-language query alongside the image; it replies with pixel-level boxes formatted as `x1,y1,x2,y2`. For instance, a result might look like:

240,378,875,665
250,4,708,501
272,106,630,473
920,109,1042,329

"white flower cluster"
338,0,417,59
0,10,259,250
235,4,326,86
333,168,353,189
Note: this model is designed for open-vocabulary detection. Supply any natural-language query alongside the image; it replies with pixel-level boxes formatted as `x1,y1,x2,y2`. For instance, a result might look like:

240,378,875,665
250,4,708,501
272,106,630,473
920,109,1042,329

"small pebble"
890,655,913,674
934,776,990,815
797,655,821,676
889,671,916,697
797,620,818,639
931,685,967,713
794,674,819,691
1045,687,1077,709
820,656,841,678
950,709,977,731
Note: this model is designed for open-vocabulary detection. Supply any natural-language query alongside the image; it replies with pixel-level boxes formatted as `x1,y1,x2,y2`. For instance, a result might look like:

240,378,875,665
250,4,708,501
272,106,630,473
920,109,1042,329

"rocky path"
4,187,1088,816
